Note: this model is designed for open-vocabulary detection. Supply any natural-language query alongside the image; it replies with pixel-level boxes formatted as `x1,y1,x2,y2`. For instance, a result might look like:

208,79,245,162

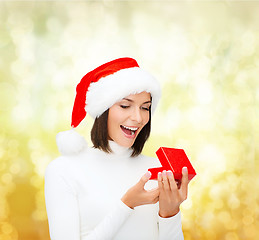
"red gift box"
148,147,196,181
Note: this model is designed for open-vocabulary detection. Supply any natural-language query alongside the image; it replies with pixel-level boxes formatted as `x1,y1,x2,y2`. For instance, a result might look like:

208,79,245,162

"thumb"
138,171,151,187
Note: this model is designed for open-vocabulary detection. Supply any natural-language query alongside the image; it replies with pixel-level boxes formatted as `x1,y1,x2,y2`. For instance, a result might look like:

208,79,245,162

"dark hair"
91,109,151,157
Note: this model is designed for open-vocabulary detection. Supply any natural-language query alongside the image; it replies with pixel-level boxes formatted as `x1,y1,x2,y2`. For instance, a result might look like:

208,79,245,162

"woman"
45,57,189,240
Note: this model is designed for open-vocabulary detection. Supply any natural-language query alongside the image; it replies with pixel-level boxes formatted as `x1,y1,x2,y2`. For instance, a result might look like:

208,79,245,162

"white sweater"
45,141,184,240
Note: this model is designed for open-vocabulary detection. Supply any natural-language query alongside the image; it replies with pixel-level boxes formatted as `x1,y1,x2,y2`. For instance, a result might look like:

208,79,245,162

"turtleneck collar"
108,140,133,157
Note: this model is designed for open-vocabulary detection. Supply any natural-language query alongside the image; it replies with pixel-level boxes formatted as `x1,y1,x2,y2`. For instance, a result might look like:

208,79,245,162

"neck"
108,140,133,156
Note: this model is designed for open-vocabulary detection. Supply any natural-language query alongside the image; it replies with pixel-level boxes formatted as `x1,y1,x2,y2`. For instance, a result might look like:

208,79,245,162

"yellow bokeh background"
0,1,258,239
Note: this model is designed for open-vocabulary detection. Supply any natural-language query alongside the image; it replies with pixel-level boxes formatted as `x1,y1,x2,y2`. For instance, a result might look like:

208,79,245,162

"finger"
162,170,170,191
138,171,151,187
180,167,189,200
157,172,163,190
167,170,178,191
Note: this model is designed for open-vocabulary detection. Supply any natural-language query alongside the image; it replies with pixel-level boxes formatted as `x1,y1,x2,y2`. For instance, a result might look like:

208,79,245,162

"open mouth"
120,125,138,137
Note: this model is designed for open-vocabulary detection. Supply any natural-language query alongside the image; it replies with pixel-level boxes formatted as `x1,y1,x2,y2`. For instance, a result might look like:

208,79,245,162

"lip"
120,125,139,139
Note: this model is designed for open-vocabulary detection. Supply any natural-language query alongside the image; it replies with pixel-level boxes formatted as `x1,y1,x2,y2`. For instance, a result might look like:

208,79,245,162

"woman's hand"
158,167,189,218
121,172,159,209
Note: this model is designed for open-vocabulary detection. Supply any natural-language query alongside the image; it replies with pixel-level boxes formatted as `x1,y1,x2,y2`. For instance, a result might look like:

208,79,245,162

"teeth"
122,125,138,131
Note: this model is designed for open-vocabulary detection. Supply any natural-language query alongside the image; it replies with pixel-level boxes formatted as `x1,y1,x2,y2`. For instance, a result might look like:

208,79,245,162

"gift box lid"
148,147,196,180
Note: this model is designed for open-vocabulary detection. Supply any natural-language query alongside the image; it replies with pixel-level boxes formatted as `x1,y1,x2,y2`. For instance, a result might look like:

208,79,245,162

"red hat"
72,57,160,127
57,57,161,155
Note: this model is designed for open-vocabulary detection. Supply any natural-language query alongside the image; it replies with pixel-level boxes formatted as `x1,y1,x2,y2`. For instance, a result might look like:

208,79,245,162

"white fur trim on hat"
56,129,87,155
85,67,161,118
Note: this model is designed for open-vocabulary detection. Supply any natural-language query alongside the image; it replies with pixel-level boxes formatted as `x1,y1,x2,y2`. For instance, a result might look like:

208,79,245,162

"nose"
130,107,142,123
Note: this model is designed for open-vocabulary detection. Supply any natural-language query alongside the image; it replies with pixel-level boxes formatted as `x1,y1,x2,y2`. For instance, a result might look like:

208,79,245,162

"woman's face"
107,91,151,148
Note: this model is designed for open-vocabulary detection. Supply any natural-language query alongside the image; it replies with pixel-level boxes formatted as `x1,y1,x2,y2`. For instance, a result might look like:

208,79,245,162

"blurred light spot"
32,209,47,221
195,82,213,105
28,138,41,150
0,83,16,111
225,61,238,75
30,151,41,164
218,211,231,225
241,31,255,56
192,57,211,80
243,215,254,226
228,194,240,209
0,161,6,171
222,107,239,130
235,71,248,87
1,223,13,235
7,148,19,159
7,139,19,149
225,232,239,240
10,164,21,175
182,198,192,210
7,140,19,158
36,156,52,177
11,60,29,77
0,201,7,219
198,144,226,174
41,107,58,130
7,12,33,31
200,211,214,229
151,107,182,135
1,173,12,184
0,148,5,159
175,70,190,86
242,207,253,217
165,107,181,130
209,184,221,199
187,106,214,130
204,231,217,240
30,175,42,188
214,199,224,210
243,225,256,238
0,235,12,240
46,17,62,33
12,103,32,125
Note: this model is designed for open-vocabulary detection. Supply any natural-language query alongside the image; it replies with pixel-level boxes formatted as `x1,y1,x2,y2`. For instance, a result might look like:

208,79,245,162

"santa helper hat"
57,57,161,155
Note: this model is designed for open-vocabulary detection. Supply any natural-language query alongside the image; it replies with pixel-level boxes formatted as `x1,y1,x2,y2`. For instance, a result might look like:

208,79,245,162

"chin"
113,135,137,148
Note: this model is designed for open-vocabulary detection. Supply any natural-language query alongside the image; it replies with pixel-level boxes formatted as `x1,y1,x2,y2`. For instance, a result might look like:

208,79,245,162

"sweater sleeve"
158,211,184,240
44,160,133,240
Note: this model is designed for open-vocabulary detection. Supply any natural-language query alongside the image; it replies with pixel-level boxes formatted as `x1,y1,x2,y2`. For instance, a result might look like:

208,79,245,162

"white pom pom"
56,129,88,155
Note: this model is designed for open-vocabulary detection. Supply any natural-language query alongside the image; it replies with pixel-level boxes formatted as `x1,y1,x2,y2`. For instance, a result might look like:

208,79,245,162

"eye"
120,105,129,109
141,106,151,111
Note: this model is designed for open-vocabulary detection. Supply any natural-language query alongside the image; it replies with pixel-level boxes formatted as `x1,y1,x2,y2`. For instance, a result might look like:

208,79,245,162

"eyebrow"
122,98,152,104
